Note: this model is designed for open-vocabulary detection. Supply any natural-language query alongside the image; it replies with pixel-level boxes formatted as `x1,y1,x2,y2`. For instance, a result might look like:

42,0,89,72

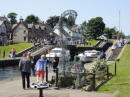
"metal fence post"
115,61,116,76
107,65,109,79
3,49,5,58
92,71,95,90
55,68,59,88
46,66,48,82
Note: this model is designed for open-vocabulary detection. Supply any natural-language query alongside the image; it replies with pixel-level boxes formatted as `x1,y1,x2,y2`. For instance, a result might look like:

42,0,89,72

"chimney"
20,16,23,23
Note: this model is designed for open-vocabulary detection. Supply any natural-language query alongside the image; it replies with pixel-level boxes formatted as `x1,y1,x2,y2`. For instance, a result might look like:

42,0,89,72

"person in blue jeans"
27,52,35,76
109,49,113,61
19,53,31,89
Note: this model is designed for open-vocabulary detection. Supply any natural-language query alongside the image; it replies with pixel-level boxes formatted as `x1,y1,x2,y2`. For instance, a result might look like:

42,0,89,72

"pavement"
1,44,125,97
0,76,114,97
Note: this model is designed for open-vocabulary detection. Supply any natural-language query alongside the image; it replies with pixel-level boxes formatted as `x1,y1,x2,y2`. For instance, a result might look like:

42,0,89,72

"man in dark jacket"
19,53,31,89
52,54,59,72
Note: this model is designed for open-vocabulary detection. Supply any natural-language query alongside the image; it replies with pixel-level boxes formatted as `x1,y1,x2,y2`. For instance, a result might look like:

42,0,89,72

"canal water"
0,66,21,80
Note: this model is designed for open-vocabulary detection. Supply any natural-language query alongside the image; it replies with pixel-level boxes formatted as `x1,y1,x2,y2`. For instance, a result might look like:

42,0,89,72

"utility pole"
118,11,120,40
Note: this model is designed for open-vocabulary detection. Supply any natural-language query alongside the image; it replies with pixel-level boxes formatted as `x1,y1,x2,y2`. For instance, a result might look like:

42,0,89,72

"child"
35,55,47,83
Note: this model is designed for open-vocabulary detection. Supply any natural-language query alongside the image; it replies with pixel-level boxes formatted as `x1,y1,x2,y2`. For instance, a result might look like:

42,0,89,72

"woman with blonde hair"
35,55,47,83
27,52,35,76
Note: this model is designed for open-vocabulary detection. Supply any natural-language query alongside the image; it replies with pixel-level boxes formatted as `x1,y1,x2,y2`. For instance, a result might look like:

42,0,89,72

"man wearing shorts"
35,55,47,83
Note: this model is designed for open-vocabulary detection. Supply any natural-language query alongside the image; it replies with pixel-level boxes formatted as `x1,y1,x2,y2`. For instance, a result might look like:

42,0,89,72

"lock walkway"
0,76,115,97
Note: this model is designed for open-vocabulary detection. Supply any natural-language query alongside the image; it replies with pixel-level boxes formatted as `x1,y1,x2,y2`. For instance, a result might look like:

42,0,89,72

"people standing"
109,49,113,61
11,48,16,58
80,53,86,71
9,51,12,58
19,53,31,90
52,54,59,72
27,52,35,76
35,55,47,83
73,53,80,72
99,50,106,60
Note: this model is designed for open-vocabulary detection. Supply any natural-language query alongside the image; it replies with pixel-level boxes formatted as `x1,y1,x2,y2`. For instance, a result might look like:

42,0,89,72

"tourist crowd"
18,52,59,89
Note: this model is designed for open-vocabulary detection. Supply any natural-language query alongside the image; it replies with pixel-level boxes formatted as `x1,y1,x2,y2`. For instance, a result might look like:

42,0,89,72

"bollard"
55,68,58,88
46,66,48,82
92,71,95,90
107,65,109,79
115,61,116,76
38,88,43,97
0,49,1,56
3,49,5,58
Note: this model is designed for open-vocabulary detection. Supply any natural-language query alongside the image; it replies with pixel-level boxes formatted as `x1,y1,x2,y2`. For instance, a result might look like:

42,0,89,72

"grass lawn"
98,44,130,97
77,40,99,47
0,43,33,58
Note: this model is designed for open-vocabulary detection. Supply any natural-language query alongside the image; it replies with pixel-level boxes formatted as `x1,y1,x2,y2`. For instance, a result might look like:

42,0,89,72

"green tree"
86,17,105,39
67,16,75,26
25,14,39,23
104,27,118,39
118,31,125,39
46,16,59,28
7,12,17,25
80,21,87,34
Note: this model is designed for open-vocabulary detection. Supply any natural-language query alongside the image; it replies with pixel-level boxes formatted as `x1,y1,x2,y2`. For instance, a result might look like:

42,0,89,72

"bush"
92,60,107,72
58,76,76,87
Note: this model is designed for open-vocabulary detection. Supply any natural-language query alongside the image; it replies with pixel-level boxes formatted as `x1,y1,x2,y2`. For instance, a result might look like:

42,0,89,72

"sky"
0,0,130,35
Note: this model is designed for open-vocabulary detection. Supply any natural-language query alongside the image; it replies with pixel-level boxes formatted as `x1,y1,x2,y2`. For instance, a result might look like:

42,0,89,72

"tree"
7,12,17,25
104,28,112,39
118,31,125,39
46,16,60,28
46,15,75,29
67,16,75,26
86,17,105,39
104,27,119,39
24,14,39,23
80,21,87,34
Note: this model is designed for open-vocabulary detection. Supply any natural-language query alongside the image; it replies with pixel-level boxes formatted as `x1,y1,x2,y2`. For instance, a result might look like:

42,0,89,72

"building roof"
12,20,53,33
0,21,4,26
0,16,7,21
0,16,11,31
27,24,33,29
40,25,46,30
35,25,40,29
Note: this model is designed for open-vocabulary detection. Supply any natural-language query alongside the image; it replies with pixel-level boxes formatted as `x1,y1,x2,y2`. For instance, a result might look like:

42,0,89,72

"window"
24,36,26,41
1,25,5,33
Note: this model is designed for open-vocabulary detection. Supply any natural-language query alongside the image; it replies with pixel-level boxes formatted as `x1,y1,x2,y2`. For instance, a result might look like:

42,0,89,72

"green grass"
77,40,99,47
98,44,130,97
0,43,33,58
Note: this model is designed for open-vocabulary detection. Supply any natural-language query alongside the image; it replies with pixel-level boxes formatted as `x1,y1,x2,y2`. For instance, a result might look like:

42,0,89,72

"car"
46,47,71,62
78,53,94,62
84,50,100,57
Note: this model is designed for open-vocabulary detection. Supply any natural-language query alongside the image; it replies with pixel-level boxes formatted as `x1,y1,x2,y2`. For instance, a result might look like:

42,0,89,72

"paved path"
1,44,125,97
0,77,113,97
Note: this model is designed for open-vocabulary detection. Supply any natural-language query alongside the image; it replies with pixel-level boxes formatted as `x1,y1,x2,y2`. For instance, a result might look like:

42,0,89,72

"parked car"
46,47,71,62
78,53,94,62
84,50,100,57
